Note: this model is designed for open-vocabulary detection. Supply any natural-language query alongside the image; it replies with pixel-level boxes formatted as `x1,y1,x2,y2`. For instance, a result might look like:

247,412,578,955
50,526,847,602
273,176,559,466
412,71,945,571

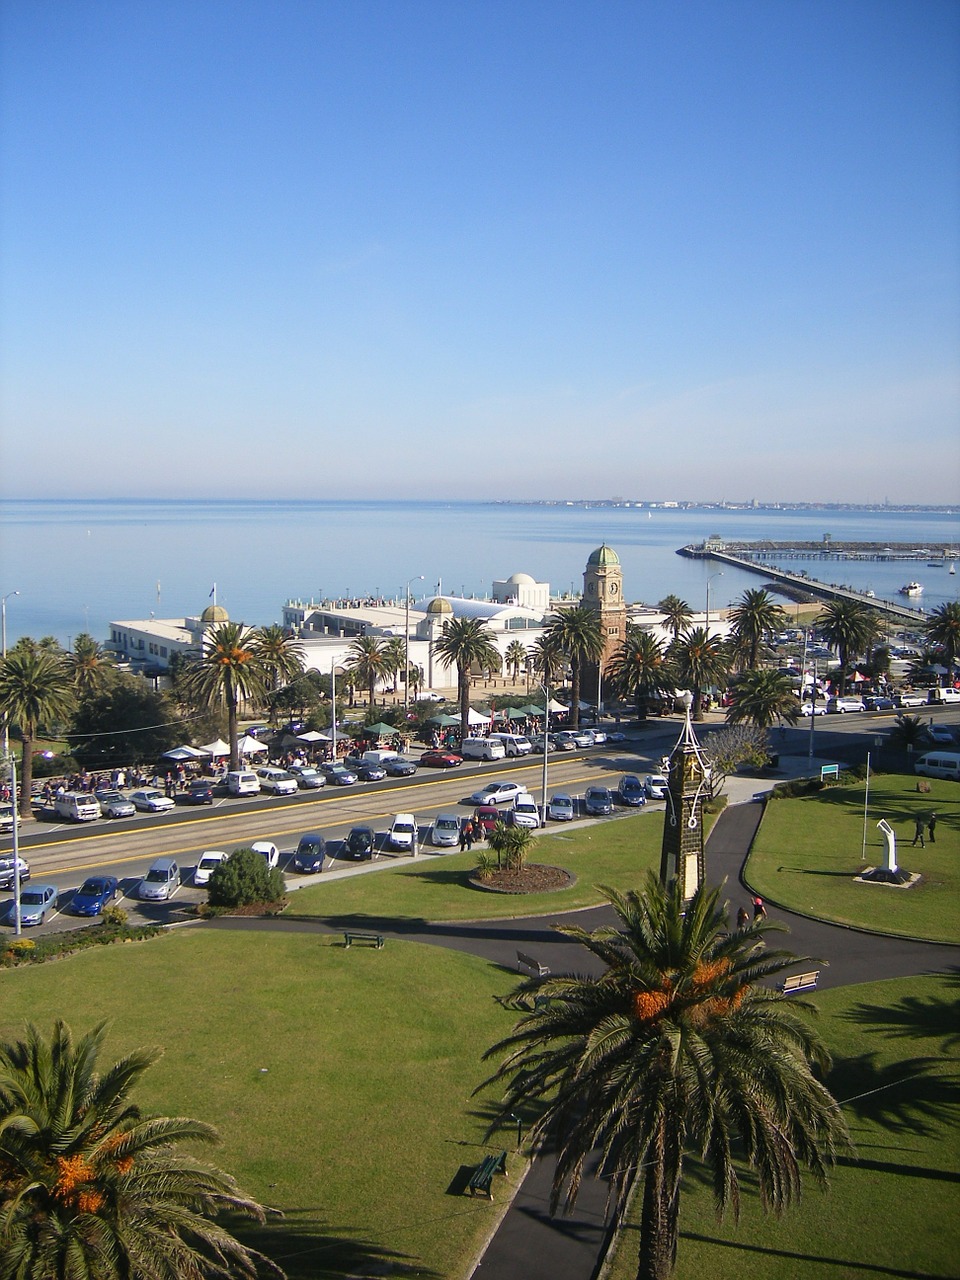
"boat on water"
951,562,956,575
898,581,924,597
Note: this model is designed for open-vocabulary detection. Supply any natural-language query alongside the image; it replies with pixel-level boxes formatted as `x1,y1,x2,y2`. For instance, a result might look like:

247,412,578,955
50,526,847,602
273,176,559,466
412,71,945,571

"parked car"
255,767,299,795
511,793,542,828
193,851,227,886
573,729,596,746
547,793,575,821
590,729,608,745
0,856,30,889
929,686,960,704
383,757,418,777
251,840,280,869
137,857,180,901
529,734,555,753
293,833,326,874
800,702,828,716
827,696,866,713
431,814,461,847
0,803,21,833
130,788,175,812
925,725,956,746
467,781,523,806
864,695,896,711
388,813,417,851
473,805,500,835
3,883,57,926
94,789,136,819
345,825,375,860
184,779,215,805
288,764,326,789
644,774,668,799
354,761,387,781
584,786,614,816
319,763,357,786
550,732,578,751
419,750,463,768
70,875,119,916
895,691,926,708
617,775,646,807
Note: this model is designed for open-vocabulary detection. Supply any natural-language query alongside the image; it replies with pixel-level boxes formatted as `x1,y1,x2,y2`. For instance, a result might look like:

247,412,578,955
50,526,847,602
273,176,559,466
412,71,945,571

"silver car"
431,814,461,848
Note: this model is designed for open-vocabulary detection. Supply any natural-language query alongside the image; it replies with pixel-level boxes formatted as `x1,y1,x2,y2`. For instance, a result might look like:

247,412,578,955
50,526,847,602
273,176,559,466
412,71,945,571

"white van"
255,766,299,795
53,792,102,822
388,813,417,851
362,749,400,766
928,687,960,705
489,732,533,757
460,737,506,762
914,752,960,781
226,771,260,796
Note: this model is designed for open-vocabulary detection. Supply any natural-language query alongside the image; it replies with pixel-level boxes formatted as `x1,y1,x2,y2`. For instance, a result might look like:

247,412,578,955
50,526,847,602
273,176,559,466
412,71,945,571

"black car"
319,763,358,786
345,826,375,860
584,786,614,816
354,762,387,782
383,757,418,777
184,779,215,805
617,774,646,807
294,833,326,874
864,695,896,711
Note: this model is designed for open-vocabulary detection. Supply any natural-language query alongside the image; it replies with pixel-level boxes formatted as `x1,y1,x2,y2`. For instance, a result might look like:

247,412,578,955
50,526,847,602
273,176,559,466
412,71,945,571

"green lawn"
287,812,668,923
606,972,960,1280
745,773,960,943
0,929,519,1280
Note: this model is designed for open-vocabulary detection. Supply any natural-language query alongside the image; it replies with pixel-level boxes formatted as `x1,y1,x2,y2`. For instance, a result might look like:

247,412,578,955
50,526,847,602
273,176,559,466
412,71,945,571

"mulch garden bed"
468,864,575,894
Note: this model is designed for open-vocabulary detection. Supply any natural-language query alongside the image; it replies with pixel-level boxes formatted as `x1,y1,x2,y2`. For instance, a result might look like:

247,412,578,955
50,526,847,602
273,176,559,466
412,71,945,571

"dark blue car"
294,833,326,874
71,875,119,916
617,775,647,807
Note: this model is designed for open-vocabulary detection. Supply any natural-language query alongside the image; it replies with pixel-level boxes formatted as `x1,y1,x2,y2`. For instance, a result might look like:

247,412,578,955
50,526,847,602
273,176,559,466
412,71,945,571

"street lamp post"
404,575,424,716
539,682,550,826
1,590,19,761
705,572,723,638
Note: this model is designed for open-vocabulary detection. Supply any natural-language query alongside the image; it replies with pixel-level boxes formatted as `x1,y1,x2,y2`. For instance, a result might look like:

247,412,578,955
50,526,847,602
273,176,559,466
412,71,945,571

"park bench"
343,931,385,949
517,951,550,978
467,1149,508,1199
779,970,820,994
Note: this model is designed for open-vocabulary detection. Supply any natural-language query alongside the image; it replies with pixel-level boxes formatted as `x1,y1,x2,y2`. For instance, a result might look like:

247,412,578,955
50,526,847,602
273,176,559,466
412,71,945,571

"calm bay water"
1,499,958,647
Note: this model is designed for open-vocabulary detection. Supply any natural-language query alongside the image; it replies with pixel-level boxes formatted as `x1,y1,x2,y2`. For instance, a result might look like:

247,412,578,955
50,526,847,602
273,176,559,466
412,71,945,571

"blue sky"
1,0,958,503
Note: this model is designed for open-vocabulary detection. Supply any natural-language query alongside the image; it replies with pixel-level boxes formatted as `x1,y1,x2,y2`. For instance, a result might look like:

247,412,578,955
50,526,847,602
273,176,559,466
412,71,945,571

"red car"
473,804,500,835
419,749,463,768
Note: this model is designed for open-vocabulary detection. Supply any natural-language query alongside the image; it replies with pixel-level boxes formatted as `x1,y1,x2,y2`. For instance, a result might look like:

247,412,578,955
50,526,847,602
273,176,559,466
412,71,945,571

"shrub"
0,923,162,967
474,850,494,882
207,847,286,907
101,904,128,927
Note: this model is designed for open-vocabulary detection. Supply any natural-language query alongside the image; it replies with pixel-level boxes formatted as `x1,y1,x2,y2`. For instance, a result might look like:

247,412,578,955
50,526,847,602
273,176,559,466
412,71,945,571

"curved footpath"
207,768,959,1280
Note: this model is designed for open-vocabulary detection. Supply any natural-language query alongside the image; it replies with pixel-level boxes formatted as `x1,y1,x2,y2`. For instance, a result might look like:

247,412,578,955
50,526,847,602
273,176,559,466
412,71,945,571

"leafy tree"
346,635,392,709
703,724,770,800
432,618,501,747
657,595,692,640
207,848,286,907
69,673,186,768
252,624,305,694
0,648,75,816
481,875,847,1280
725,669,801,730
668,627,728,721
488,819,534,872
181,622,266,771
0,1020,283,1280
925,602,960,683
67,633,115,697
727,589,787,671
542,606,604,729
505,640,528,680
815,601,881,694
607,627,673,720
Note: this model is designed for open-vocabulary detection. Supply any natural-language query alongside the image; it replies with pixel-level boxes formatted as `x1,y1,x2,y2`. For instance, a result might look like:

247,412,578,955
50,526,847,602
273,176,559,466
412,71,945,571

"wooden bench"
467,1150,508,1199
780,970,820,994
517,951,550,978
343,931,384,949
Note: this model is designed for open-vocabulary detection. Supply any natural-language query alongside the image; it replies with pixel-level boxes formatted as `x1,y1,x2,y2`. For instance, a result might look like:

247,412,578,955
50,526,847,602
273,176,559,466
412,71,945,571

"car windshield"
141,790,161,800
99,792,121,802
298,841,322,855
198,858,220,870
299,769,318,779
21,891,45,905
78,880,103,895
146,869,167,882
436,818,457,830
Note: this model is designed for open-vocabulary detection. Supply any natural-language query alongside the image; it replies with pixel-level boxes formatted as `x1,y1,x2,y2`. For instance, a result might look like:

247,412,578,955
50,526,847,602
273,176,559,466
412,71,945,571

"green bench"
467,1149,508,1199
343,931,385,949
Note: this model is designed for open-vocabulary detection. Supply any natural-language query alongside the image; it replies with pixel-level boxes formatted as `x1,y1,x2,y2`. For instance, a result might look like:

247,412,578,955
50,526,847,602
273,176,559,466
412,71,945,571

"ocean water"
0,499,958,647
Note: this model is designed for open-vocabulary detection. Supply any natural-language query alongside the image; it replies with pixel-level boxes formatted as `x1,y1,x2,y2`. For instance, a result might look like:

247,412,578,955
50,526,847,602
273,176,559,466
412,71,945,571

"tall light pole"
705,572,723,638
1,590,19,762
404,575,424,716
539,682,550,825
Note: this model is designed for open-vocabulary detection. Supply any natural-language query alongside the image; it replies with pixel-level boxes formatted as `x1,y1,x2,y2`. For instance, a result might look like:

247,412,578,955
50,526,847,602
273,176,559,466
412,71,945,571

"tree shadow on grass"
841,970,960,1052
677,1232,954,1280
827,1051,960,1137
235,1212,442,1280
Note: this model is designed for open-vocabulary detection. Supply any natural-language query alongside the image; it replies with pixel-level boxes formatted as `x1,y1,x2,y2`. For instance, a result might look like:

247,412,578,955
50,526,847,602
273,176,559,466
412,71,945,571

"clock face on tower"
610,581,619,596
587,581,595,594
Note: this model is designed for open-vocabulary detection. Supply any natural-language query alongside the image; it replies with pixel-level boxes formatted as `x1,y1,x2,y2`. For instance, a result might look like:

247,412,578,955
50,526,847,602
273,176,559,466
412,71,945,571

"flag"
209,585,216,599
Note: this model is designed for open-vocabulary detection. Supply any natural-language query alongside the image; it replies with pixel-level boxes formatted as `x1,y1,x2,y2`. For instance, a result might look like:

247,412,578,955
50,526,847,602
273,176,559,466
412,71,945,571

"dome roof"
200,604,230,624
587,544,620,567
505,572,535,585
425,596,454,616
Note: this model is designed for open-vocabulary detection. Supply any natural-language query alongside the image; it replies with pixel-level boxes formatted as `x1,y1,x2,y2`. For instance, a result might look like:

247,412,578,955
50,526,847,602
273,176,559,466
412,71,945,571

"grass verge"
605,972,960,1280
745,773,959,944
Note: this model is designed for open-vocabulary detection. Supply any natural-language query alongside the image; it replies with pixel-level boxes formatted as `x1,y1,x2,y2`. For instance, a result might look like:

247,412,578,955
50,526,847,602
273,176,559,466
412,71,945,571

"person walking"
752,895,767,921
458,823,468,853
912,814,926,847
463,819,475,851
927,812,937,844
736,906,750,930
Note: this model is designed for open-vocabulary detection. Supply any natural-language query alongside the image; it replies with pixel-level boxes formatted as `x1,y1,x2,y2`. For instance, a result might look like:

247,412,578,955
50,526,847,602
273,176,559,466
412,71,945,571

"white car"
929,687,960,704
801,703,828,716
130,788,175,812
589,729,608,745
467,781,524,806
388,814,417,851
288,765,326,789
511,793,542,829
251,840,280,869
193,851,227,886
431,814,461,848
548,794,575,821
0,855,30,889
0,803,21,833
644,774,668,799
896,691,926,708
828,696,865,713
255,767,299,795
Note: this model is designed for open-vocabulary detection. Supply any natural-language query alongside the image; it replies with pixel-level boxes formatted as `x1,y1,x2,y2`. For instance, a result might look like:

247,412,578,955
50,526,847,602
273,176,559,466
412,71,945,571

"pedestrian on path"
464,820,475,851
752,895,767,921
912,814,926,847
737,906,750,930
458,824,468,853
928,813,937,844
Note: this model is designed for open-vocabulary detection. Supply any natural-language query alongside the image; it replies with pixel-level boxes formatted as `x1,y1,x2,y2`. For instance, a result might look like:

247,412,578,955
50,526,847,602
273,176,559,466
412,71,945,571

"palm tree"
0,648,75,816
432,618,501,746
0,1020,282,1280
657,595,692,641
607,627,673,720
505,640,527,681
668,627,728,720
725,669,801,729
727,589,786,671
382,637,407,693
925,602,960,685
408,664,425,701
530,633,565,685
347,635,392,709
815,601,881,694
888,713,929,753
251,624,305,694
67,633,114,697
543,606,604,729
481,876,848,1280
182,621,265,771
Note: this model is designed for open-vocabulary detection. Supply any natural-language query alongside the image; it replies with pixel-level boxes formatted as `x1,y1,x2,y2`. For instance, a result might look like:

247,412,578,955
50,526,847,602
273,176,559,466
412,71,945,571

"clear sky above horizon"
1,0,958,504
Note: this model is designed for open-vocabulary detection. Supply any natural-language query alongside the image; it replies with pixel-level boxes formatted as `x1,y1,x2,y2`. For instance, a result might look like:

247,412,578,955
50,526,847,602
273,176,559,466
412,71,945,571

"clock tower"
581,544,627,701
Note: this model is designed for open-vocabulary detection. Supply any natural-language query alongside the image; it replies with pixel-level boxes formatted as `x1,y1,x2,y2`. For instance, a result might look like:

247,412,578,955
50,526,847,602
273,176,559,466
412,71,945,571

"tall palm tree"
925,601,960,685
0,1020,282,1280
607,627,673,720
0,648,75,816
432,618,501,745
657,595,692,641
67,633,114,697
182,621,265,771
530,633,565,685
543,606,604,729
815,600,881,694
727,589,787,671
251,624,305,694
382,636,407,693
407,664,425,701
481,876,848,1280
505,640,527,681
346,635,392,709
725,669,801,730
668,627,728,721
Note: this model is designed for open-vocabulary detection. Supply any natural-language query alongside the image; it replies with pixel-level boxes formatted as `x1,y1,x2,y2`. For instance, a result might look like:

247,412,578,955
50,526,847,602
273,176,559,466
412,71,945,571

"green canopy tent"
361,722,398,738
426,713,461,727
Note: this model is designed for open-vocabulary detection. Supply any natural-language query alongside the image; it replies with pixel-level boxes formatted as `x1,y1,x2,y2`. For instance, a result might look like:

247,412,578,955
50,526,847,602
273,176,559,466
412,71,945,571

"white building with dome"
106,602,235,673
491,571,550,613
